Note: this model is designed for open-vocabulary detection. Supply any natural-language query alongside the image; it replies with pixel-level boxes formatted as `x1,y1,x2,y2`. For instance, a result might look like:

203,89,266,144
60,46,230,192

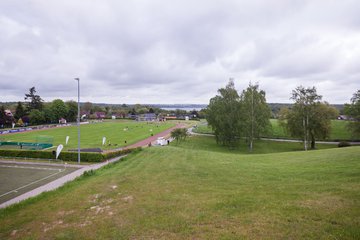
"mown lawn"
0,143,359,239
1,121,175,150
176,135,336,154
195,119,355,141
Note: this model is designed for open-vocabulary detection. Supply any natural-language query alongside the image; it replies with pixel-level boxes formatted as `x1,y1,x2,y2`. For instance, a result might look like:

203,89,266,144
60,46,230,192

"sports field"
0,161,79,204
0,120,176,151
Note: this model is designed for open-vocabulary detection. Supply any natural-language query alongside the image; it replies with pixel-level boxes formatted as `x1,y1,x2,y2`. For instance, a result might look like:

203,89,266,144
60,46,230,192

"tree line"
0,87,78,127
0,87,204,128
206,80,360,151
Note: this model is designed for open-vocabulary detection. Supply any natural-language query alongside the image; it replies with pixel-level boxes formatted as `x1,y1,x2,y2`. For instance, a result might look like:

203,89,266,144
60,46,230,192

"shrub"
338,141,351,148
0,147,142,162
102,147,142,160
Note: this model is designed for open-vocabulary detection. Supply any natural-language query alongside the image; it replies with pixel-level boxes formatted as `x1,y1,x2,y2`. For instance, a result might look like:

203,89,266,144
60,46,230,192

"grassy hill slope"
0,146,359,239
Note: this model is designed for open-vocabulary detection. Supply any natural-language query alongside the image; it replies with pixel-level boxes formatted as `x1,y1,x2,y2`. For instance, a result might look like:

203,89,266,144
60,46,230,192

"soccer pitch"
0,161,79,204
1,121,176,151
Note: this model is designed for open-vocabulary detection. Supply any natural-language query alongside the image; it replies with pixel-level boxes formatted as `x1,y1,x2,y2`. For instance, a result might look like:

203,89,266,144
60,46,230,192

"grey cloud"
1,0,360,104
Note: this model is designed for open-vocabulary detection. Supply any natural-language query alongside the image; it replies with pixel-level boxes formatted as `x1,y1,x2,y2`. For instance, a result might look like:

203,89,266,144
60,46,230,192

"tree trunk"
311,134,316,149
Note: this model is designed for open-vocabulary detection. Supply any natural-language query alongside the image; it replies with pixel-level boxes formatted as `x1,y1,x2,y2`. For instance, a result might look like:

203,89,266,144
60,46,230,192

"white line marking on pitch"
0,169,65,198
0,165,61,171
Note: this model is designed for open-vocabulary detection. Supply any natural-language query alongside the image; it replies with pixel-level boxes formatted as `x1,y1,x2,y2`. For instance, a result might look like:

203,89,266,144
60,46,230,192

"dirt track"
125,123,185,148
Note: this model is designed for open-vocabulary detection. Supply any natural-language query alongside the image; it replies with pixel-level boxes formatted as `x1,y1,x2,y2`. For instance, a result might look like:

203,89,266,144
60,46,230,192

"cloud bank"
1,0,359,104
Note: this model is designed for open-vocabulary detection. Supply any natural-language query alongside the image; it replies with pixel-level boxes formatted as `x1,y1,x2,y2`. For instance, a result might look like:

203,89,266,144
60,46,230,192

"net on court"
36,135,54,144
0,141,53,150
0,161,79,204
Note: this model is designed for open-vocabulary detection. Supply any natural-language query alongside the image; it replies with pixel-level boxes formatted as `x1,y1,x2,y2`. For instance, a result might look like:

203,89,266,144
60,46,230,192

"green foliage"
24,87,43,112
49,99,68,122
206,79,241,147
0,147,141,162
16,118,24,126
344,90,360,138
280,86,336,149
338,141,351,147
0,149,103,162
29,109,45,125
82,170,96,177
66,101,78,122
0,106,6,127
14,102,26,119
206,80,271,150
170,128,188,143
102,147,142,159
240,83,271,151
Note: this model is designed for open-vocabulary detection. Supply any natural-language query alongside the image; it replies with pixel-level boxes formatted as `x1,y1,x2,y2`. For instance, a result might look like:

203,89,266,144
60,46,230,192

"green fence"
0,141,53,150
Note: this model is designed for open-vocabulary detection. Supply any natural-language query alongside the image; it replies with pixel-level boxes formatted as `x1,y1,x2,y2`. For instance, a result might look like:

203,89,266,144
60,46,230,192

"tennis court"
0,160,80,204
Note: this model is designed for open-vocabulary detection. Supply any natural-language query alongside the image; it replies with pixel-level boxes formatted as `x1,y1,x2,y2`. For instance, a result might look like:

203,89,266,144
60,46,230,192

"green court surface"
0,161,79,204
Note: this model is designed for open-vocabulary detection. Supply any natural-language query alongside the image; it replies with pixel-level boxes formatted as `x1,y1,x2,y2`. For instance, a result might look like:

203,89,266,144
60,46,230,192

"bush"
338,141,351,148
0,149,103,162
0,147,142,162
102,147,142,160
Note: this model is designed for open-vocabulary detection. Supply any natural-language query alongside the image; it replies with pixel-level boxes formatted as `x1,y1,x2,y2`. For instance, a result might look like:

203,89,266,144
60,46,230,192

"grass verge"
0,143,359,239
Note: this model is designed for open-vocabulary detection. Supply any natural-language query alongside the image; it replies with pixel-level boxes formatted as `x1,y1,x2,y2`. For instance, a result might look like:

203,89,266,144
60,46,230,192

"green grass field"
177,135,336,154
1,121,175,151
0,137,359,239
195,119,355,141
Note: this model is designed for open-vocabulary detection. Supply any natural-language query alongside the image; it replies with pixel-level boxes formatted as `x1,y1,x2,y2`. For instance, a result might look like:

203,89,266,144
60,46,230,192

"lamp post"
74,78,80,164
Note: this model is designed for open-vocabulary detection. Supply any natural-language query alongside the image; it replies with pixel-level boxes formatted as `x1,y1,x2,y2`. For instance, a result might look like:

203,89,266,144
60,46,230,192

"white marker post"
65,136,69,145
102,137,106,146
56,144,64,160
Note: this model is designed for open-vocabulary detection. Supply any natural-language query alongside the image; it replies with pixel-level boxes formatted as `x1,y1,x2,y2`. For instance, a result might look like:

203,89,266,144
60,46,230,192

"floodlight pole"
75,78,81,164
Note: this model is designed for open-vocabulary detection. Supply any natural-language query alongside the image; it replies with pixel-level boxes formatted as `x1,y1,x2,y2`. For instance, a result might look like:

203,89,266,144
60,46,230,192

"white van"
156,137,167,146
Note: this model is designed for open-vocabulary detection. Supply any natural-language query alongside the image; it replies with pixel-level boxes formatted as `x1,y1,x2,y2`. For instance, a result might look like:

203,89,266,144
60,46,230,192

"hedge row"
0,147,142,162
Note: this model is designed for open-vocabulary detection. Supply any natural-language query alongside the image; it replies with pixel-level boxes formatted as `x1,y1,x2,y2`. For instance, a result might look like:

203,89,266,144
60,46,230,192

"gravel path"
125,123,186,148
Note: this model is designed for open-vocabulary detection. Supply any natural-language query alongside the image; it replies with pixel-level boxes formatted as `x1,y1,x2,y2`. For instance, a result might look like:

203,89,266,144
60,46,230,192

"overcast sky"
1,0,359,104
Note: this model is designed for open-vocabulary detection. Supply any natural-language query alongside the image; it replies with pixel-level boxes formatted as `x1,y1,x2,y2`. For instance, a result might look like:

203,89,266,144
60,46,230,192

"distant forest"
0,102,345,117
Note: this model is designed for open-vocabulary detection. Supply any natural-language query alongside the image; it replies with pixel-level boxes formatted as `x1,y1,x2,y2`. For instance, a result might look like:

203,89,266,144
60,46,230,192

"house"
4,110,13,117
136,113,157,121
59,118,67,124
337,115,348,120
164,116,177,120
95,112,106,119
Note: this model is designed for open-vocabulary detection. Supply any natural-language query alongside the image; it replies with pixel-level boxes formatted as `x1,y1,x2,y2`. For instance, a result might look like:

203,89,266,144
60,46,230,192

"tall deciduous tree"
29,109,45,125
50,99,68,122
82,102,93,114
240,83,271,151
14,102,26,120
206,79,242,147
280,86,336,150
24,87,43,112
171,128,188,143
66,101,78,122
0,106,6,128
344,90,360,138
